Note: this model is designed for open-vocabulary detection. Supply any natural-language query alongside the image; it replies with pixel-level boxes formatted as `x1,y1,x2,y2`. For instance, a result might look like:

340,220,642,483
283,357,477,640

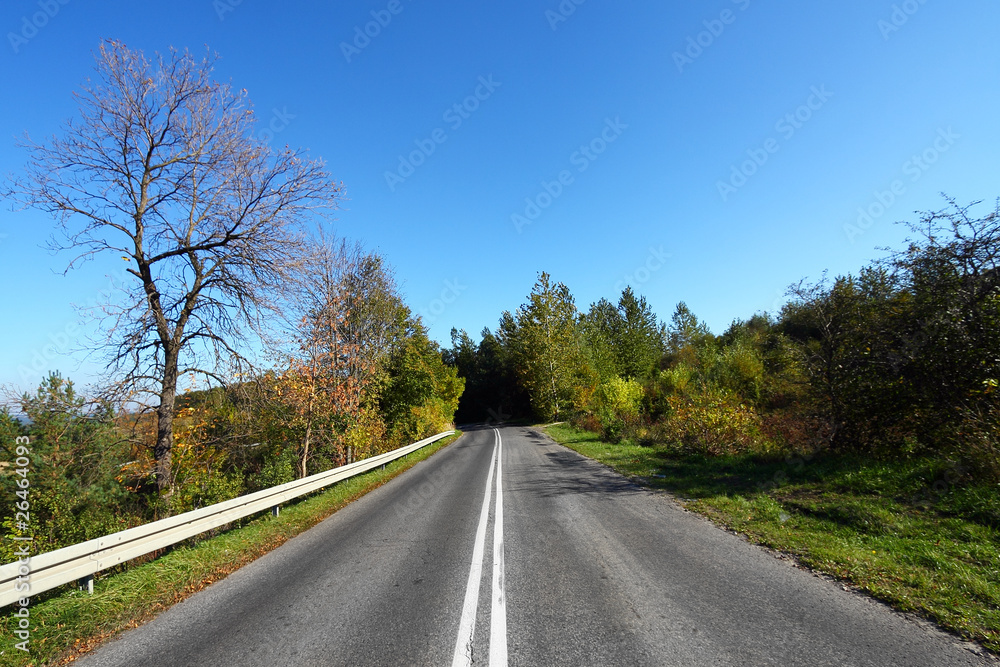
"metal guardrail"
0,431,455,608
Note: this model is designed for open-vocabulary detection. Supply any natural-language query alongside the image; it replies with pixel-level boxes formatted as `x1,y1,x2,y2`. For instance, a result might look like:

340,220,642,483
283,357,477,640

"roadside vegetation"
0,244,464,565
447,196,1000,653
0,432,460,667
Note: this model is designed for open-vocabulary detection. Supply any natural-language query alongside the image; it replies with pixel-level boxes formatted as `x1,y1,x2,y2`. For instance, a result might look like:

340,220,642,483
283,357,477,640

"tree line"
448,196,1000,482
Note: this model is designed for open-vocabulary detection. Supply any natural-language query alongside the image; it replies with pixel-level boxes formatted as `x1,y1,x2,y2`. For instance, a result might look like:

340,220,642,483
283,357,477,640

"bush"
345,406,389,459
657,385,774,456
246,448,296,492
948,402,1000,482
760,410,833,455
592,376,644,442
404,397,453,443
572,412,602,434
659,364,695,396
712,340,765,404
167,419,245,514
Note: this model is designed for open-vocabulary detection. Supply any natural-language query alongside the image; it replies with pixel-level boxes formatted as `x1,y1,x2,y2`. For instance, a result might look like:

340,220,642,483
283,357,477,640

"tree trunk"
301,423,312,479
301,390,315,479
154,346,180,497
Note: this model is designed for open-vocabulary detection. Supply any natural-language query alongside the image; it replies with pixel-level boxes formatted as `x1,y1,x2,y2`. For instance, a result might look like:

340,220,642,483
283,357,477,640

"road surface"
76,426,993,666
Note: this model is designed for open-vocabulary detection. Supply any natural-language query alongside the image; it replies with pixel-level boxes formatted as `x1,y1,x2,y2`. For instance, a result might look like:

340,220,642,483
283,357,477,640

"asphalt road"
77,426,994,666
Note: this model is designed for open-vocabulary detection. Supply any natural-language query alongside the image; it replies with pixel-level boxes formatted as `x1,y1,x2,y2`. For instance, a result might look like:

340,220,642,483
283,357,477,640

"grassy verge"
543,422,1000,653
0,432,461,667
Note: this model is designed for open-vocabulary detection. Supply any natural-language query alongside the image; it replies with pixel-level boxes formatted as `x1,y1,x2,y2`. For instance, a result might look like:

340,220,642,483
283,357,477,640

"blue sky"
2,0,999,395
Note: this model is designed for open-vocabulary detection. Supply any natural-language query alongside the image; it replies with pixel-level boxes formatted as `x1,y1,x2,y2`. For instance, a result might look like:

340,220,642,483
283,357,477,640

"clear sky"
1,0,999,395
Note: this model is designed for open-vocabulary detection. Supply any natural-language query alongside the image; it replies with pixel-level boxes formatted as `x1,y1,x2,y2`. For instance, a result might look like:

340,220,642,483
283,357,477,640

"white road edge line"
451,429,498,667
490,428,508,666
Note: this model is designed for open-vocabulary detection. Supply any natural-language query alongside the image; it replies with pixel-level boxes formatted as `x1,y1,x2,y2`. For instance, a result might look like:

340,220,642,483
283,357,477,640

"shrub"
712,340,766,404
657,385,773,456
406,397,452,442
659,364,695,396
345,406,389,459
760,410,833,455
246,448,296,491
948,402,1000,482
592,376,644,442
573,412,602,434
167,419,245,514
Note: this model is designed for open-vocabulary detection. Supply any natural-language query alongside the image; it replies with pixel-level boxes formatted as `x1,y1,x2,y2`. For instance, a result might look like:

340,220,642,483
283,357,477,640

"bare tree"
6,40,341,497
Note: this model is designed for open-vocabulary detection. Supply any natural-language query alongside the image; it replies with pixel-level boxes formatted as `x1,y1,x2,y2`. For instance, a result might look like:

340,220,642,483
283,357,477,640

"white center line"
451,429,498,667
490,429,508,666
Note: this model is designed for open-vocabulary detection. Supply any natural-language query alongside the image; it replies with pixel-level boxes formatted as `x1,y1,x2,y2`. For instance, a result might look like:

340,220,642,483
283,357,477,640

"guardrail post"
78,575,94,595
271,505,280,517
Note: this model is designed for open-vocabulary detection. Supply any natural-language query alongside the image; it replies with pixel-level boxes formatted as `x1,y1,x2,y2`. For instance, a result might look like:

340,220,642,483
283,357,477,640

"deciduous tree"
6,41,340,496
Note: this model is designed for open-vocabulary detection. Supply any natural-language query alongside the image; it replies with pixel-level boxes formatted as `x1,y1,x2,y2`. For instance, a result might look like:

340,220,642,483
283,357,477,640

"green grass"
0,433,461,667
544,422,1000,654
